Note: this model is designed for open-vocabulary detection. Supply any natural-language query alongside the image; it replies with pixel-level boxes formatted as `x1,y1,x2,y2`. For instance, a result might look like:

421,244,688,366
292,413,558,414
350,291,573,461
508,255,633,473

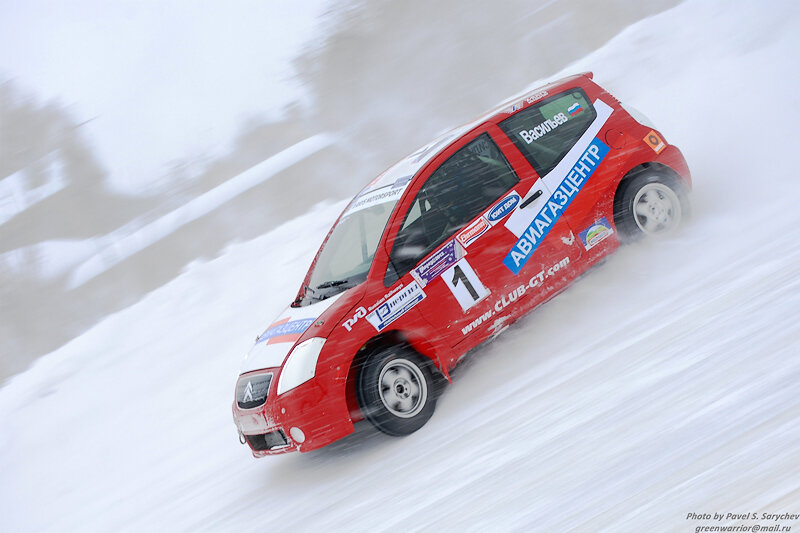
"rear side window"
385,133,519,286
499,89,596,176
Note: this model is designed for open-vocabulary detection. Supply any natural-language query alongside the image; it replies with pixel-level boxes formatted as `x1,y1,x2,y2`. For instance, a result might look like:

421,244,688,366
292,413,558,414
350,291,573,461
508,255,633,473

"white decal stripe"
542,99,613,191
505,99,614,238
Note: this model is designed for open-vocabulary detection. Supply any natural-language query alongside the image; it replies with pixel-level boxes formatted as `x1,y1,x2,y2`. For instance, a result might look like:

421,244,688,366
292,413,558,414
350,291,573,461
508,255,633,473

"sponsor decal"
506,101,524,114
644,130,666,154
505,93,550,114
568,102,584,116
345,179,408,216
526,90,548,104
487,191,521,224
461,257,570,335
411,240,464,287
457,217,490,248
366,281,426,331
342,306,367,332
487,316,510,338
518,112,568,144
368,284,405,313
257,317,316,345
578,217,614,250
502,137,610,275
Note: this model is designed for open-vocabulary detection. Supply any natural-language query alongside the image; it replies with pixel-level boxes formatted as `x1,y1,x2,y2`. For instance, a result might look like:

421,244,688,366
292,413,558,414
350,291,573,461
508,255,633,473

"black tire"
614,170,690,242
356,345,437,436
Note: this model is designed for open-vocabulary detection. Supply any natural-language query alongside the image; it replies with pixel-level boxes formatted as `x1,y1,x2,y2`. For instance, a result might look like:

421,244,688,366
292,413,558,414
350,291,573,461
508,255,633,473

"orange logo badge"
644,130,666,154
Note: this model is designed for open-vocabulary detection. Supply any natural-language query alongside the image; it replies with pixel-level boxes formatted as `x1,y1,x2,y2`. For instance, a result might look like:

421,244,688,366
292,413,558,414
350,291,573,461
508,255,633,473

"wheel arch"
613,161,687,224
344,329,449,420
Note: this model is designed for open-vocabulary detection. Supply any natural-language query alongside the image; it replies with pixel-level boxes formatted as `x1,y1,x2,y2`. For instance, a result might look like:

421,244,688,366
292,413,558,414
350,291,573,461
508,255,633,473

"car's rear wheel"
614,170,689,241
357,346,437,436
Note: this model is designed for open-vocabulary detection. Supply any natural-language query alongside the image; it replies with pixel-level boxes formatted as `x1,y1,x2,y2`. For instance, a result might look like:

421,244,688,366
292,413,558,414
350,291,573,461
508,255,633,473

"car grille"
236,373,272,409
246,429,289,451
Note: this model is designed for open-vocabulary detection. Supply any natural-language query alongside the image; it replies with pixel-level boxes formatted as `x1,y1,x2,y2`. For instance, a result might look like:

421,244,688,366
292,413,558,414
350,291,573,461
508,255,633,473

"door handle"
520,189,543,209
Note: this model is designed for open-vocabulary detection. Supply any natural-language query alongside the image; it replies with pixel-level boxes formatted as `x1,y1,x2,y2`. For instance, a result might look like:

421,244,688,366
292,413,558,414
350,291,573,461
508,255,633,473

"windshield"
300,199,399,304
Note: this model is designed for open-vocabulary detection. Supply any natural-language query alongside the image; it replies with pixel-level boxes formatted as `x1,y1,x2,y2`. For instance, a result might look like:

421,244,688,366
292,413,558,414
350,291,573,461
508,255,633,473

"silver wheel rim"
378,358,428,418
632,182,682,235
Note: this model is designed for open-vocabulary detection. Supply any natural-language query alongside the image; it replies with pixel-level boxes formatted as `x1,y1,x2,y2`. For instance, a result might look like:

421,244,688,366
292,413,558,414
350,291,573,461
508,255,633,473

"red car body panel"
232,73,691,456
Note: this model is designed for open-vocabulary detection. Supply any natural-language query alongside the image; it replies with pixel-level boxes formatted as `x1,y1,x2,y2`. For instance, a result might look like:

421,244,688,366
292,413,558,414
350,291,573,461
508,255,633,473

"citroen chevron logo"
243,381,254,403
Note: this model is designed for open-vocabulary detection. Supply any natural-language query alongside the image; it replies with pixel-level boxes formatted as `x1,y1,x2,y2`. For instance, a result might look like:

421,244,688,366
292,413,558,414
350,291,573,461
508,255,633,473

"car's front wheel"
357,346,437,436
614,170,689,241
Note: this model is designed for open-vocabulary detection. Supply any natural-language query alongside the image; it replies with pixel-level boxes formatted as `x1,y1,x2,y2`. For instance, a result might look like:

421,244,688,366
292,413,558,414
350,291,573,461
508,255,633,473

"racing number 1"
452,265,479,300
443,258,489,312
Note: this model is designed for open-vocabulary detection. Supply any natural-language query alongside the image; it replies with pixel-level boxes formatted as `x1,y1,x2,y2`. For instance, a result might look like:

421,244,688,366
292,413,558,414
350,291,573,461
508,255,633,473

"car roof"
355,73,593,197
343,72,593,219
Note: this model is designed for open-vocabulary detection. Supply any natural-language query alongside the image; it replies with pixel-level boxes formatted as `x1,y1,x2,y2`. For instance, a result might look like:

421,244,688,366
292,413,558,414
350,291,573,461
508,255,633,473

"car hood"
239,293,345,374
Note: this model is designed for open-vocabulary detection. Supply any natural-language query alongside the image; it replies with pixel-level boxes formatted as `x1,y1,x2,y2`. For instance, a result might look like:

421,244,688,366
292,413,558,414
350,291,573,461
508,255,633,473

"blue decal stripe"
502,138,610,275
257,318,316,343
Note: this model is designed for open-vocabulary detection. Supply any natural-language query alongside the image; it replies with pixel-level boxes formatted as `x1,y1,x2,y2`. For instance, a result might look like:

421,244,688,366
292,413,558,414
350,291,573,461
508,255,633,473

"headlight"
277,337,326,395
236,373,273,409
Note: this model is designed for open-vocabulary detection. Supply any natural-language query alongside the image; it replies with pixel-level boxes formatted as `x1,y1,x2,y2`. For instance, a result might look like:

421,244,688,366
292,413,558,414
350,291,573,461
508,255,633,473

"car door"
383,126,580,354
497,86,617,254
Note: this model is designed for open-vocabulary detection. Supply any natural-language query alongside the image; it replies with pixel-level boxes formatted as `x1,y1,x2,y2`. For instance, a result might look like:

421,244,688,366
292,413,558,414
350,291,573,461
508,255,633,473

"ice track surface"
2,0,800,531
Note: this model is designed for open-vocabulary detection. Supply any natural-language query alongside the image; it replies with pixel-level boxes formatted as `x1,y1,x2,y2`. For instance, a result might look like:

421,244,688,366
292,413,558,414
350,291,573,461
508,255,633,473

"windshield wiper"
294,284,317,306
315,279,351,289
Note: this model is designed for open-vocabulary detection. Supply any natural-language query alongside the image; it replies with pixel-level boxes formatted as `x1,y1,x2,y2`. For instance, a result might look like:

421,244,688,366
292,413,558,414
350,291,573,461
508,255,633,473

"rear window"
499,88,596,176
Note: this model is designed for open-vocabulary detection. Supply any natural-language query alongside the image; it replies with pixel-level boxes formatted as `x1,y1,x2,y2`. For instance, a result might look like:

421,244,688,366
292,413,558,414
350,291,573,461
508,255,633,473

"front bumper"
233,400,297,456
232,368,355,457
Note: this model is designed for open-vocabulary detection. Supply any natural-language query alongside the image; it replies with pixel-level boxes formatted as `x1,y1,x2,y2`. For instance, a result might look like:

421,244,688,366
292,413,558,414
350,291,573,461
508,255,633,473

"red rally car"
232,72,691,456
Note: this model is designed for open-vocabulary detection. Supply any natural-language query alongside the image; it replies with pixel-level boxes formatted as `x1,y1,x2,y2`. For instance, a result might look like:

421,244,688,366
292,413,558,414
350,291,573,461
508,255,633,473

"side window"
499,88,596,176
385,133,519,286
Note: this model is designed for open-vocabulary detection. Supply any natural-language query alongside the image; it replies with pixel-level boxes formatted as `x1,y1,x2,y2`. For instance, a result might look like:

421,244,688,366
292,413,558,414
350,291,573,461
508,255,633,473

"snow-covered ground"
2,0,800,531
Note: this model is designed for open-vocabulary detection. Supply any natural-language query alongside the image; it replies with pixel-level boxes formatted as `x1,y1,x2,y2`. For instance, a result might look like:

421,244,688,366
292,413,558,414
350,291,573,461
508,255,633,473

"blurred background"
0,0,677,381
